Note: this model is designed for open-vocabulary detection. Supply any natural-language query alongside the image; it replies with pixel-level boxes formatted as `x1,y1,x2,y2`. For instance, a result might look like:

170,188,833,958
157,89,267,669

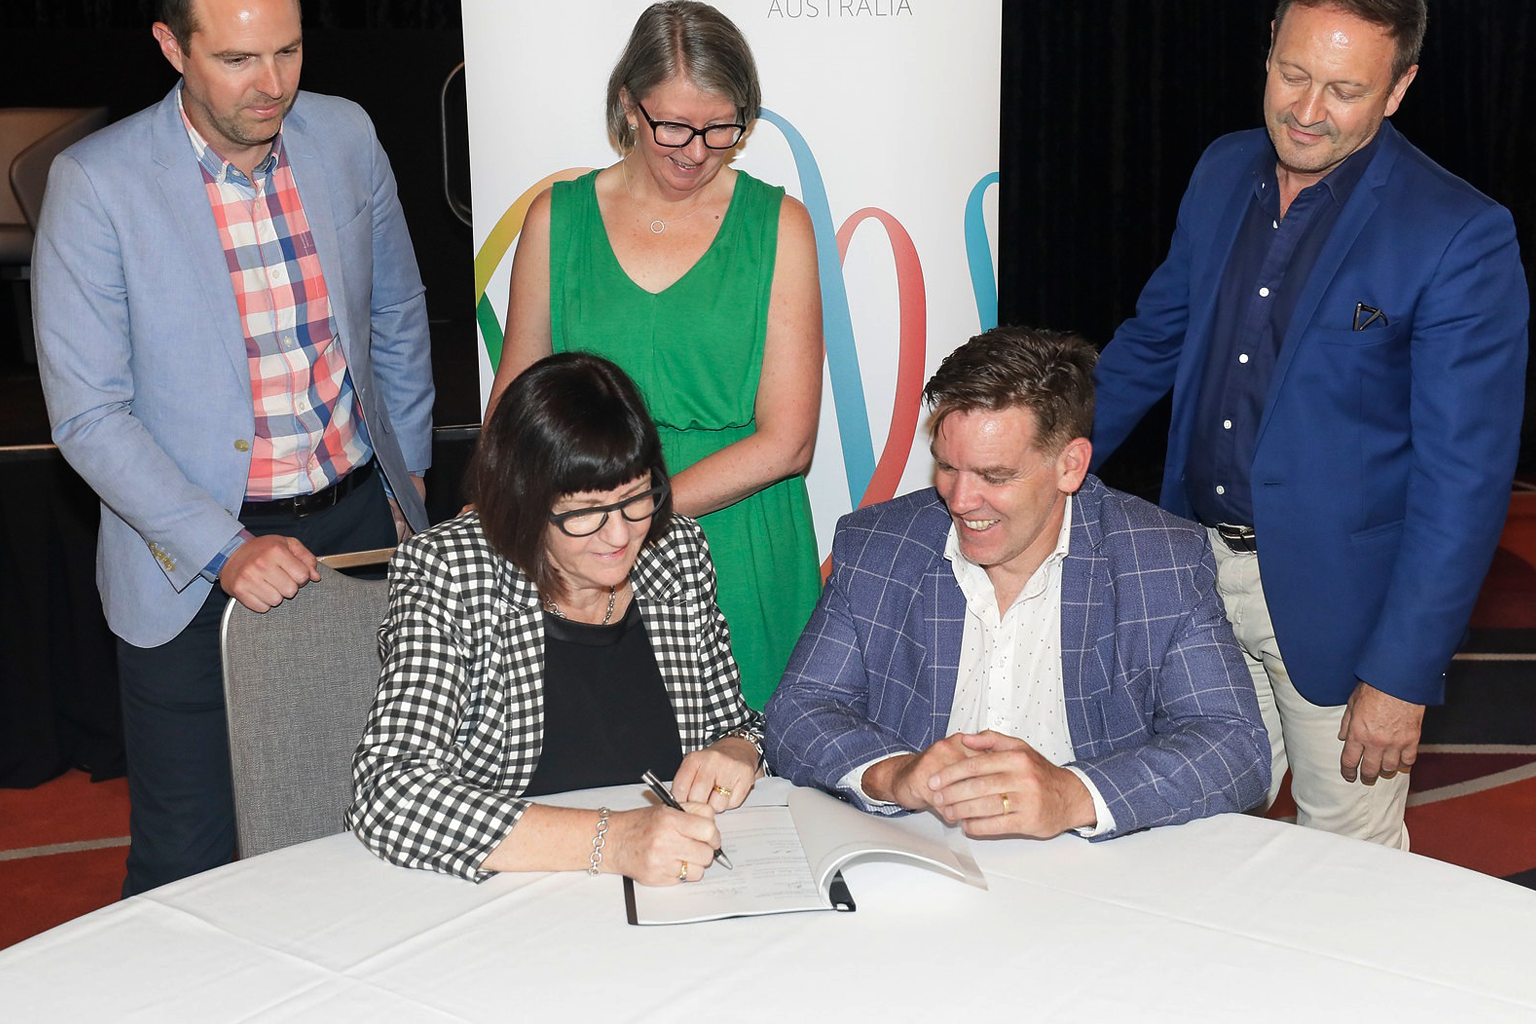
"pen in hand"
641,769,734,870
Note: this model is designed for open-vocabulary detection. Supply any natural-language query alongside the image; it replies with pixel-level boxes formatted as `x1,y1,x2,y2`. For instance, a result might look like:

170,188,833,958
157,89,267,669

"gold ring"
1001,793,1011,815
713,785,732,798
678,861,689,881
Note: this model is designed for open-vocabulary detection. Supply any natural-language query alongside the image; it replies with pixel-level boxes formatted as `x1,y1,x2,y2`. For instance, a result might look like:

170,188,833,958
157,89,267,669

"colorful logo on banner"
471,109,998,513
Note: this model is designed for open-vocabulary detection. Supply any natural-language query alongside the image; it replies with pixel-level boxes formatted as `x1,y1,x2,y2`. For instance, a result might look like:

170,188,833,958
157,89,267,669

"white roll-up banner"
463,0,1000,558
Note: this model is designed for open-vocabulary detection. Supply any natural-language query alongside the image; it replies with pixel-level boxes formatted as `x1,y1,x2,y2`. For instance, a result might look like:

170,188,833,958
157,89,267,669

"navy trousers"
115,467,397,896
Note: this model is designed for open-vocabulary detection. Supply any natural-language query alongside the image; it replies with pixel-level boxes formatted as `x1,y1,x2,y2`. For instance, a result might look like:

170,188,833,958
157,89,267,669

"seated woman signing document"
347,353,763,885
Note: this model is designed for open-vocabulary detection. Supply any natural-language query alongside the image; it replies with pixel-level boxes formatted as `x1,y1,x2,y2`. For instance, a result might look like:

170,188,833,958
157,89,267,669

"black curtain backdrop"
0,0,462,30
4,1,1529,485
0,1,1530,783
1000,1,1536,497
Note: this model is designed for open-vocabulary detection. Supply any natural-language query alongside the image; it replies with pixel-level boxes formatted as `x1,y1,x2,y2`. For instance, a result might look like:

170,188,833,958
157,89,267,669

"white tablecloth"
4,778,1534,1021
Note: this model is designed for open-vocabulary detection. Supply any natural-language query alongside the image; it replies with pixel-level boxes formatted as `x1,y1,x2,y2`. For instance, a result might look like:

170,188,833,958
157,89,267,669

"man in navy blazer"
32,0,432,892
766,328,1268,839
1091,1,1527,847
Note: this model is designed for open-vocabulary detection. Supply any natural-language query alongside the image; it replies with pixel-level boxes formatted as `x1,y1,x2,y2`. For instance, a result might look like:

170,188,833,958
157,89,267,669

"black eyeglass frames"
635,100,744,150
548,482,670,537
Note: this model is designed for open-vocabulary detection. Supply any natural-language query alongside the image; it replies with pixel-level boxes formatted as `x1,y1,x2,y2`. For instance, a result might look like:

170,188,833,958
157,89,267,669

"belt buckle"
1215,523,1256,552
293,482,340,518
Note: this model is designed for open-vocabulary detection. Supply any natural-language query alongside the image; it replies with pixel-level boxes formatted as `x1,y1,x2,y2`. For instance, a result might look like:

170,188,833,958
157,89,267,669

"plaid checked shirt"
181,94,370,504
346,512,761,881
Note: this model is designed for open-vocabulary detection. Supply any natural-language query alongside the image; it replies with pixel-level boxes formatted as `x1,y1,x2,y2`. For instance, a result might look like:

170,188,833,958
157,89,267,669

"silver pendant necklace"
544,585,617,625
621,158,709,235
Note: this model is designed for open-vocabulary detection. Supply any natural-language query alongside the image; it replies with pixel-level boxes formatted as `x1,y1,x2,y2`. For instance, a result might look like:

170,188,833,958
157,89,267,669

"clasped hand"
865,731,1095,839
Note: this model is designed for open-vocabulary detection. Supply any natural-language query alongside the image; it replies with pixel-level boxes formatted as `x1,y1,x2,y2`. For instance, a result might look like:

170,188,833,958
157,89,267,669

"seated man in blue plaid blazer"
765,327,1269,839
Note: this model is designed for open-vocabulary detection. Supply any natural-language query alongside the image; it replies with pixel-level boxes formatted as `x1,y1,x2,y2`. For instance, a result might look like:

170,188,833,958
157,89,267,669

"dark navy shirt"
1186,130,1382,526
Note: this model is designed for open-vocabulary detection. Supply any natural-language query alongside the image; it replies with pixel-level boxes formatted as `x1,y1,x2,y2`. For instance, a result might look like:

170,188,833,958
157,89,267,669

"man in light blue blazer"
32,0,432,893
766,328,1269,840
1090,1,1527,847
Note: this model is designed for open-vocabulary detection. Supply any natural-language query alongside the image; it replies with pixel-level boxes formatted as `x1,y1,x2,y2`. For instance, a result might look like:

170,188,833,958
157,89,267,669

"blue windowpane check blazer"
765,476,1270,838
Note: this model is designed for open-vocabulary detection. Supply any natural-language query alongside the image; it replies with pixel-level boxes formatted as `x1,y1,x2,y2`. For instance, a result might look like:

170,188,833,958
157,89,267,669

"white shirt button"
1259,287,1270,297
1215,485,1226,495
1223,419,1232,429
1239,353,1250,364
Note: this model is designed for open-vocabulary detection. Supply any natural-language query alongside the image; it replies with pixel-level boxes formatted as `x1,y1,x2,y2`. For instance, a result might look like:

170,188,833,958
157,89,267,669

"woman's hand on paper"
606,804,720,886
673,740,759,812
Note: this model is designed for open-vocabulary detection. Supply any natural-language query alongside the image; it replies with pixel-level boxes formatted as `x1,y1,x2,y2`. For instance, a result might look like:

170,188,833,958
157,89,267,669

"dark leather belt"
240,459,374,519
1214,522,1258,553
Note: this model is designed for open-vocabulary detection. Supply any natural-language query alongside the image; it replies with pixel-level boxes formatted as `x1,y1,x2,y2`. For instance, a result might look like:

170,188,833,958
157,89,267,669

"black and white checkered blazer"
345,511,760,881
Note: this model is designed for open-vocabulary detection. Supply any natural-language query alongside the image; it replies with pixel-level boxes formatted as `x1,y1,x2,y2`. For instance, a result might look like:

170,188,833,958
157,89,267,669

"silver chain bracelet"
587,806,611,876
722,726,767,774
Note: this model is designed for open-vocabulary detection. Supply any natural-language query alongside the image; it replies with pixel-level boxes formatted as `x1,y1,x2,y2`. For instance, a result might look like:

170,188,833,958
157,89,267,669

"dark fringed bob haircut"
469,352,672,600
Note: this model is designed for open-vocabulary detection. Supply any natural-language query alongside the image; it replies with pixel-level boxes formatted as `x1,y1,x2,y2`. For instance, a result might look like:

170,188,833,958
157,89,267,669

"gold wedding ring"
1001,792,1012,815
678,861,689,881
713,785,732,798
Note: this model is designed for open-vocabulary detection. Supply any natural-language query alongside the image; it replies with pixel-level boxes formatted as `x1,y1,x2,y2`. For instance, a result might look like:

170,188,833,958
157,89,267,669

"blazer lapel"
1060,484,1115,759
149,88,249,389
630,539,706,746
281,103,357,355
1256,122,1398,449
921,546,965,748
489,552,545,792
1183,158,1261,381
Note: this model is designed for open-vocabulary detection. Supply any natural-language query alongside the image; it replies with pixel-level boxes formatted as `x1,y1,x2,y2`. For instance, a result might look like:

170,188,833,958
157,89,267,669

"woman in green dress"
485,2,823,709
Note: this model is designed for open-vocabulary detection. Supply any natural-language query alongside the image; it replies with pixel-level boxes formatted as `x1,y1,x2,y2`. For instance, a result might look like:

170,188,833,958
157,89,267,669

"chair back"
0,108,109,266
4,107,109,228
220,563,389,858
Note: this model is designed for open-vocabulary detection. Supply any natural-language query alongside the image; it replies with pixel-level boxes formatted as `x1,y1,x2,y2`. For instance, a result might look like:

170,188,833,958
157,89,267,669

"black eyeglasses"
635,100,745,150
548,482,670,537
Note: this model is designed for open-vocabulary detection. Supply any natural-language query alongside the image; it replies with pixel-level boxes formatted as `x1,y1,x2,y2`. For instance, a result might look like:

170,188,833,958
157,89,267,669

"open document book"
624,777,987,925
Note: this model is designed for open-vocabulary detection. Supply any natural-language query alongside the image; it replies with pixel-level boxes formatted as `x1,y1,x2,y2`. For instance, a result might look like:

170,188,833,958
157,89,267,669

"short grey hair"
605,2,761,152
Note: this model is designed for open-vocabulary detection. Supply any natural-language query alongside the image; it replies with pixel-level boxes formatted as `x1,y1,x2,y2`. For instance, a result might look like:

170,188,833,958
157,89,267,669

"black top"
521,601,684,798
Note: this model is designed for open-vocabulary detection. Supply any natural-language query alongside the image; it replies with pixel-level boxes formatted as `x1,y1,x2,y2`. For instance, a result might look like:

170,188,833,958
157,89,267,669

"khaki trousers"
1208,531,1410,849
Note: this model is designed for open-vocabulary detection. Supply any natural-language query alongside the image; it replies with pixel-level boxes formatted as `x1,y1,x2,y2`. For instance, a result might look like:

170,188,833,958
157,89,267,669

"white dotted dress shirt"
843,495,1115,836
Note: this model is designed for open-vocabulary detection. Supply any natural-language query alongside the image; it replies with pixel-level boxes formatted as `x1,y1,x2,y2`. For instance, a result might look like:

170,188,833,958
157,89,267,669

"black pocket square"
1352,302,1389,331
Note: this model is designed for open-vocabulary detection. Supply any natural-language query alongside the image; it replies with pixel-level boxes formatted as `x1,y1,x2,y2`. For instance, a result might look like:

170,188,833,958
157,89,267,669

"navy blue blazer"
1092,122,1528,707
764,476,1269,838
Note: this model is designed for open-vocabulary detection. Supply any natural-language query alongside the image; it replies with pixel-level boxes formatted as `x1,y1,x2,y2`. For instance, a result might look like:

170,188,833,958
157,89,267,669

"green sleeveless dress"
548,169,820,709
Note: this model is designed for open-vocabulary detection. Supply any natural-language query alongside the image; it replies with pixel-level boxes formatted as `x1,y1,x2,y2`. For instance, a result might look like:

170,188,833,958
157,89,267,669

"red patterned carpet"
3,494,1534,949
0,770,129,949
1265,492,1536,884
1406,492,1536,886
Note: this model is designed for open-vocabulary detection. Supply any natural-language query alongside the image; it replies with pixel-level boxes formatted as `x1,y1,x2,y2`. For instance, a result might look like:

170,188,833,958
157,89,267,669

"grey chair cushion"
220,564,389,858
